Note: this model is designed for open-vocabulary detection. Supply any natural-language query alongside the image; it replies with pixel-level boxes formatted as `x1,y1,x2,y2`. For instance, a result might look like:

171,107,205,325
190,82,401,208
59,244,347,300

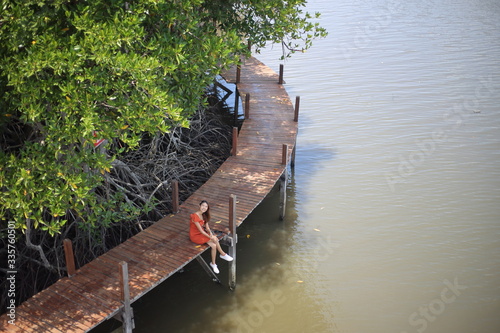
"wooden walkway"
0,56,298,332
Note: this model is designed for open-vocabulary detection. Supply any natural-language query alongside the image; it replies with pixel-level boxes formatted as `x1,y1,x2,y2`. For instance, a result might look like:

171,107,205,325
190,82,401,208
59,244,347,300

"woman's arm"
204,221,213,236
204,223,218,242
193,221,211,238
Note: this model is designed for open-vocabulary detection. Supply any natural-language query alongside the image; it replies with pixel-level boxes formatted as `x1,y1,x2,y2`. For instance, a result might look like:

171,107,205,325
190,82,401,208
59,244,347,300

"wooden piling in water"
291,96,300,168
228,194,237,291
279,145,289,220
279,171,288,220
291,145,296,169
63,239,76,277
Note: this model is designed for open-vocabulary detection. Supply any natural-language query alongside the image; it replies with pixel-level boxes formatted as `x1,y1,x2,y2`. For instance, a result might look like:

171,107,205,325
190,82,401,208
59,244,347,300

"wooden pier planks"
0,56,297,332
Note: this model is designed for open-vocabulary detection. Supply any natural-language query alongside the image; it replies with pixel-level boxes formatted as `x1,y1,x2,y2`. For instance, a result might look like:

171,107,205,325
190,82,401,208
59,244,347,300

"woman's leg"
207,240,217,264
213,239,226,256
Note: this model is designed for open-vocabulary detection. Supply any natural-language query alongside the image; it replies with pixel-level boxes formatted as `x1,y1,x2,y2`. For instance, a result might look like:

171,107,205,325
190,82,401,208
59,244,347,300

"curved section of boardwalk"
0,56,297,333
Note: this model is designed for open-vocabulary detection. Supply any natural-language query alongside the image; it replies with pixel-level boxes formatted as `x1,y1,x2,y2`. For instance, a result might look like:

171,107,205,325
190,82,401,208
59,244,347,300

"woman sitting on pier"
190,200,233,274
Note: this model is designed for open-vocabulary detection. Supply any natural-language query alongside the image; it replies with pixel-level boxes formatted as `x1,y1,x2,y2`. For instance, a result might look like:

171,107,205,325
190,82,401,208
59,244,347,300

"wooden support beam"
294,96,300,122
215,81,232,95
278,64,284,84
231,127,238,156
244,93,250,119
228,194,237,291
172,180,179,213
291,144,296,169
63,239,76,277
280,144,289,220
119,261,134,333
196,256,221,284
279,169,288,221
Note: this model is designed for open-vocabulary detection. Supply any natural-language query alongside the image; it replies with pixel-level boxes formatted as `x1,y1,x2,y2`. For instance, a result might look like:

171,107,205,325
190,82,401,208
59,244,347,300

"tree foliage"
0,0,326,235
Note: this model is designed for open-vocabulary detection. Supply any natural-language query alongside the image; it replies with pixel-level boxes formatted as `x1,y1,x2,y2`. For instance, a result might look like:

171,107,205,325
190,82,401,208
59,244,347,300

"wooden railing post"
233,89,240,125
228,194,237,291
244,93,250,119
119,261,134,333
294,96,300,122
231,127,238,156
282,144,288,165
278,64,284,84
63,239,76,277
172,180,179,213
236,64,241,84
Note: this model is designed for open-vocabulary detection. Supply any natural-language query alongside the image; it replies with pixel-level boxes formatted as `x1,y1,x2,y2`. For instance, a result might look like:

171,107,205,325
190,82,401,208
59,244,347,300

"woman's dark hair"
200,200,210,222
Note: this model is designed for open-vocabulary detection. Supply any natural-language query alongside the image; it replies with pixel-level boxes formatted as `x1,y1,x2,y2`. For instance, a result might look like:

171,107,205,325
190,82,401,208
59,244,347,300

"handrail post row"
119,261,135,333
228,194,237,291
63,239,76,277
278,64,284,84
279,144,289,220
231,127,238,156
172,179,179,213
244,93,250,119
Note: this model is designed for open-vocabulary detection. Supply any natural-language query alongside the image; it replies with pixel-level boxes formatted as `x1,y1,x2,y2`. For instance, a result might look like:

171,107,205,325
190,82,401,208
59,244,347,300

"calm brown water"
95,0,500,332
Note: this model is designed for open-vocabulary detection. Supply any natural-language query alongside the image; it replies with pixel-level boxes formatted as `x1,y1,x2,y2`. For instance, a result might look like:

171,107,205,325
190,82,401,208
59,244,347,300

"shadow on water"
293,142,336,189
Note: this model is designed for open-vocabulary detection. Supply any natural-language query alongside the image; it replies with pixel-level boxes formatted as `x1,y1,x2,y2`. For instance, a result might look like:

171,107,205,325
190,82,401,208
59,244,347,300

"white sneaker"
220,253,233,261
210,263,219,274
